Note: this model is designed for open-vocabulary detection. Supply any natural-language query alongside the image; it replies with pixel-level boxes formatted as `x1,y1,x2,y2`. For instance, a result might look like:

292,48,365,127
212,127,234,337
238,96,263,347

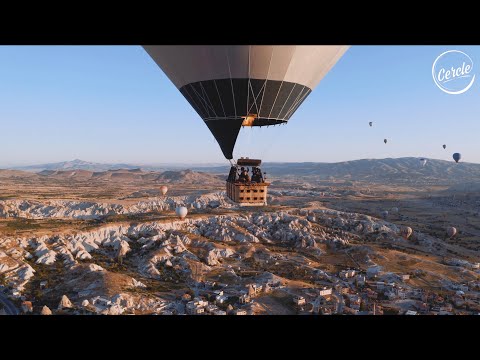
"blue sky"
0,45,479,166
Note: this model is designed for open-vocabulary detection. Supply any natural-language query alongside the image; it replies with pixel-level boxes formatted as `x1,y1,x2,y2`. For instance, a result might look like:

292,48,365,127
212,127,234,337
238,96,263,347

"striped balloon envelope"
144,46,349,159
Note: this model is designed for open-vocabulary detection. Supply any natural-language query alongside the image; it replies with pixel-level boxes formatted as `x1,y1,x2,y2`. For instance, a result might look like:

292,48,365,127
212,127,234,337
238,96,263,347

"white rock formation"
58,295,74,310
40,305,52,315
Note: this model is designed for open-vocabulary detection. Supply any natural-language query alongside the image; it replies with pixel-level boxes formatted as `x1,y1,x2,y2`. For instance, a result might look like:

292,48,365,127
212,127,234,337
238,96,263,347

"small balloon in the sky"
381,210,389,219
369,121,373,127
453,153,461,163
160,185,168,195
384,139,387,144
443,144,446,149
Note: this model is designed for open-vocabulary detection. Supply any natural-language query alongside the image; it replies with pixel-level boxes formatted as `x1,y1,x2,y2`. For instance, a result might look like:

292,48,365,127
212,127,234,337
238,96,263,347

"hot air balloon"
143,46,349,160
443,144,446,149
446,226,457,238
369,121,373,127
384,139,387,144
453,153,461,163
399,226,413,240
420,158,427,167
391,207,399,214
160,185,168,196
175,206,188,220
381,210,389,220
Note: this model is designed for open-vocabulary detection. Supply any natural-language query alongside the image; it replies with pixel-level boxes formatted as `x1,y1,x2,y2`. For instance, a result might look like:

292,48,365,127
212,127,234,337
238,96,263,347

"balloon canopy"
446,226,457,238
384,139,387,144
443,144,446,149
369,121,373,127
453,153,461,163
175,206,188,220
143,46,349,159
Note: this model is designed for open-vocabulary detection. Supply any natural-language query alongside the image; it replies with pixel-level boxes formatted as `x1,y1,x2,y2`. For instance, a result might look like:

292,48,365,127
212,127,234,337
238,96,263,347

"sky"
0,45,479,166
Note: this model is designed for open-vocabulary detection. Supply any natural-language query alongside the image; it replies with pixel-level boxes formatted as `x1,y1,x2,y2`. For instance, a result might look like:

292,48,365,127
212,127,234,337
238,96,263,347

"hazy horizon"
1,46,479,165
3,155,480,169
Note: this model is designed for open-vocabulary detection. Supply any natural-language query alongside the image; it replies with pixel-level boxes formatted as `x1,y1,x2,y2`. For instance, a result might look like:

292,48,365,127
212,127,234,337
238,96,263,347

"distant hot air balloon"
381,210,389,220
391,207,399,214
195,202,202,209
369,121,373,127
143,46,349,159
446,226,457,238
453,153,461,163
420,158,427,167
160,185,168,196
399,226,413,240
443,144,446,149
175,206,188,220
384,139,387,144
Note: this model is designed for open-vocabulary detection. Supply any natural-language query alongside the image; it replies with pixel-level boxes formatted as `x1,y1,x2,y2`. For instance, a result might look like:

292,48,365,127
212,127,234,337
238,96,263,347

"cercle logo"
432,50,475,95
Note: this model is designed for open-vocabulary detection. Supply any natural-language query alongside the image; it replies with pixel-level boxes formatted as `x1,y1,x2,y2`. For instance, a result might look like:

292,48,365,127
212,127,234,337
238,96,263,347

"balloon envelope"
443,144,446,149
400,226,413,240
369,121,373,127
384,139,387,144
420,158,427,167
160,185,168,195
446,226,457,238
453,153,461,163
175,206,188,219
381,210,389,219
143,46,349,159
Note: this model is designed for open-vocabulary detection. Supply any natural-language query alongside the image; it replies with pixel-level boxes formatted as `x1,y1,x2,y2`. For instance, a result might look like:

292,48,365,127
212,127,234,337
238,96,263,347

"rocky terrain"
0,159,479,315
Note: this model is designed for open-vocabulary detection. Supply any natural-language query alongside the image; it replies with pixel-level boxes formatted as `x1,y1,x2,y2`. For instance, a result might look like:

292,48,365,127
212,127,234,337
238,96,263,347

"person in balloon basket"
251,167,263,183
238,167,250,183
228,166,237,182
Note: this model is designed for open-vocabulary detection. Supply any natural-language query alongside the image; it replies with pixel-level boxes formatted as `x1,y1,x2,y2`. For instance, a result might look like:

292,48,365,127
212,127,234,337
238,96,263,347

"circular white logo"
432,50,475,95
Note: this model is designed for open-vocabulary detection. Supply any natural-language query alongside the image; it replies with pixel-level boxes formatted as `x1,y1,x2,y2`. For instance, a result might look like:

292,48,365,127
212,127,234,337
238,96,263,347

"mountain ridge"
5,157,480,185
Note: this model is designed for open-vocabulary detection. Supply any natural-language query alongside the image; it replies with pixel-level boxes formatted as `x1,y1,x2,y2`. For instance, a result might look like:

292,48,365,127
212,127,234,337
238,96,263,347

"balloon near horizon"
160,185,168,196
453,153,462,163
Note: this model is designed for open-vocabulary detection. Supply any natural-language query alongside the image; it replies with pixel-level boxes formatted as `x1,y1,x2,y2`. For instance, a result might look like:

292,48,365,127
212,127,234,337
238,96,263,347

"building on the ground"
232,309,247,315
216,295,228,304
239,293,251,304
212,309,227,315
339,269,356,279
319,287,333,297
186,301,205,315
293,295,306,306
205,304,219,313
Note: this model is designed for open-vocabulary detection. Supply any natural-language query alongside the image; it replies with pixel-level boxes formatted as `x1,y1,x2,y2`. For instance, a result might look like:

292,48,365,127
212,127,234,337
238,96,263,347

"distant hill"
34,168,224,185
194,157,480,185
7,157,480,185
12,159,140,172
259,158,480,184
154,169,224,185
0,169,38,178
